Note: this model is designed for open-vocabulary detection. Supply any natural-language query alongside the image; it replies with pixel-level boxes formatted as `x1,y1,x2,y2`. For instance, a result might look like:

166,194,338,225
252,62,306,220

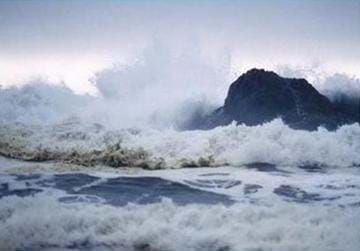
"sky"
0,0,359,94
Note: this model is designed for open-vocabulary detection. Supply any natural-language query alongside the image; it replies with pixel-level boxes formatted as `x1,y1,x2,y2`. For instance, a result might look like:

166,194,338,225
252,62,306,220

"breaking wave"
0,46,359,170
0,43,229,129
1,43,359,130
1,119,359,169
0,194,359,251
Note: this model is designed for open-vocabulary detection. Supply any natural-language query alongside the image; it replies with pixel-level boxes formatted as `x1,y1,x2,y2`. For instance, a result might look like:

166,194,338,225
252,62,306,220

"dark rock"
332,94,360,124
203,68,359,130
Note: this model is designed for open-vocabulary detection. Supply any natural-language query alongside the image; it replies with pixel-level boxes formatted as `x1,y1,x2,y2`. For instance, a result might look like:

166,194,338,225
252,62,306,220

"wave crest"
1,119,360,169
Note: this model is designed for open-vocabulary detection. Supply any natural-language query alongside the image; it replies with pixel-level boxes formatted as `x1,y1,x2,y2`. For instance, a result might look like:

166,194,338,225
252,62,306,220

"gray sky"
0,0,359,93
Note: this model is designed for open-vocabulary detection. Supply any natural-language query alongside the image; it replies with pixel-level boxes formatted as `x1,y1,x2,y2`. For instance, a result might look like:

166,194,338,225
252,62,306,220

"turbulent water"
0,119,360,251
1,160,360,251
1,119,360,169
0,53,360,250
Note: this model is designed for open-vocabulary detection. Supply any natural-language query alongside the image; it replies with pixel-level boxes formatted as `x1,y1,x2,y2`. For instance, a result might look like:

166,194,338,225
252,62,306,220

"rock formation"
203,69,358,130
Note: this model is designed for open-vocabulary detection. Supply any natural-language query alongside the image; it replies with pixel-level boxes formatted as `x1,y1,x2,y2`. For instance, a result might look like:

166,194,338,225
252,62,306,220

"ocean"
0,120,359,251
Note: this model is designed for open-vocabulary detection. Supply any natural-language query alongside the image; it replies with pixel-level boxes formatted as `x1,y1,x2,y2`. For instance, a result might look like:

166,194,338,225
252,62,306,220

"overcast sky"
0,0,359,93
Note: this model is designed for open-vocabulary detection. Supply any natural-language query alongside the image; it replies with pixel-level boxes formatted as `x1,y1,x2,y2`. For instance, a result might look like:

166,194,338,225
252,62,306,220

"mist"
0,0,359,92
1,40,359,129
0,0,359,129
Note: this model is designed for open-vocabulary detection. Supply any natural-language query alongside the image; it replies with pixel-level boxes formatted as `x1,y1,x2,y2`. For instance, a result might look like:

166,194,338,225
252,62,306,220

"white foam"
1,119,360,169
0,194,359,251
122,120,360,168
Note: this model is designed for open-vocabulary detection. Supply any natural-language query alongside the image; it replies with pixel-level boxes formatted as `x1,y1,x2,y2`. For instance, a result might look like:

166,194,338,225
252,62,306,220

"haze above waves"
0,46,359,169
0,43,359,129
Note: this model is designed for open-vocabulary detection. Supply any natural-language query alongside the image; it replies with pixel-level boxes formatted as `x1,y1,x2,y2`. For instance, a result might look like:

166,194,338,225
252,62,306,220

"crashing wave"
1,118,360,169
0,195,359,251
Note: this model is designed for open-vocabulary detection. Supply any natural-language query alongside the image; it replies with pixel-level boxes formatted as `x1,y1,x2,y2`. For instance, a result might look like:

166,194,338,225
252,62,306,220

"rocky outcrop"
203,69,359,130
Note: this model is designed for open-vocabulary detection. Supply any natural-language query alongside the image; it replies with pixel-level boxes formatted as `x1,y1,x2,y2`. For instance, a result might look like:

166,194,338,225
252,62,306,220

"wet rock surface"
203,69,359,130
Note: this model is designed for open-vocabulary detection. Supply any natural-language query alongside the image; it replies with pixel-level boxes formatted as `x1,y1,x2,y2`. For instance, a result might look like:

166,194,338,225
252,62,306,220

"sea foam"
0,194,359,251
1,119,359,169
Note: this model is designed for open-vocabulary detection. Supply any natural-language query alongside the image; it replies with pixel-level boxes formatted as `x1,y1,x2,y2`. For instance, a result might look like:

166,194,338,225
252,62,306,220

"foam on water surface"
1,158,360,251
1,119,360,250
0,191,359,251
1,119,360,169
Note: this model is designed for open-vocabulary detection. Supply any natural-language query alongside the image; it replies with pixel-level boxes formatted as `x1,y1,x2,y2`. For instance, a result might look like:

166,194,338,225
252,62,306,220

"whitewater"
0,48,360,251
1,157,360,251
1,118,360,169
1,117,360,251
